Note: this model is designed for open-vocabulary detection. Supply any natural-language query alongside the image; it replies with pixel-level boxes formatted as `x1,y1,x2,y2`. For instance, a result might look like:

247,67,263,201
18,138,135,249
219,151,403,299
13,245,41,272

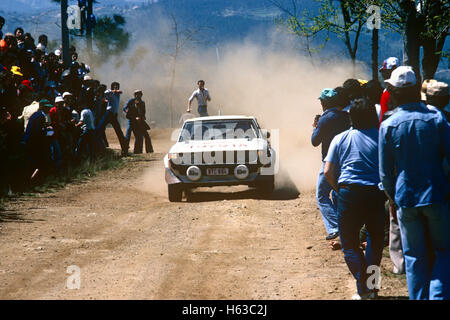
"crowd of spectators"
0,17,149,196
312,57,449,300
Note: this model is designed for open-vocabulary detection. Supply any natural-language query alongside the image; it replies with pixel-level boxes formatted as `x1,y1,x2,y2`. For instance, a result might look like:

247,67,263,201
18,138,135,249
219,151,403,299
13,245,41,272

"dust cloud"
85,16,368,193
138,164,167,197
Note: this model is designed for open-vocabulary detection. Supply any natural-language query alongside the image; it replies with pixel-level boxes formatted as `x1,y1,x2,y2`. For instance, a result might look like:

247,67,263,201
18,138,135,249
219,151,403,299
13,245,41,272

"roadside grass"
0,149,132,201
34,149,128,194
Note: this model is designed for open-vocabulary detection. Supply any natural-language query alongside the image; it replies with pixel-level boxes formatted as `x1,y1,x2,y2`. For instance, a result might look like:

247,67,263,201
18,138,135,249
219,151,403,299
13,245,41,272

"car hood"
169,138,267,153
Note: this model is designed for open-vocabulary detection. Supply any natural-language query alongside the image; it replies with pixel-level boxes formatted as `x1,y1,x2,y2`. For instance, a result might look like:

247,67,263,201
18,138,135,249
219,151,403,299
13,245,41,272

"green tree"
93,14,130,62
51,0,129,64
271,0,369,74
380,0,449,81
272,0,448,81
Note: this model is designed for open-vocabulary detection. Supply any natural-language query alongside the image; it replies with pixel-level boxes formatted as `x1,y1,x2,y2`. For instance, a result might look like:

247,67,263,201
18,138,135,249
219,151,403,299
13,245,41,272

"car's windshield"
179,119,260,142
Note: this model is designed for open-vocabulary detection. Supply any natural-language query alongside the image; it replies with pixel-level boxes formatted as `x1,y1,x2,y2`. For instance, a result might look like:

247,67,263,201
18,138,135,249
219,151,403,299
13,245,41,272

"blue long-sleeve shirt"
105,90,121,114
22,110,47,144
311,107,350,160
379,102,450,208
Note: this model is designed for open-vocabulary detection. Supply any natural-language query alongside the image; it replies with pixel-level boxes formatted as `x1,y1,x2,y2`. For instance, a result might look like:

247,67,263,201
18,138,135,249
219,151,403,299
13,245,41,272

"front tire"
168,184,183,202
255,176,275,198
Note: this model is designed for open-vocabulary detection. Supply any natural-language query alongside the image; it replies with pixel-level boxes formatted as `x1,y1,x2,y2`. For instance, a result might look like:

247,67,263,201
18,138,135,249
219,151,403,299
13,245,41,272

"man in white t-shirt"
18,100,40,130
75,106,96,162
187,80,211,117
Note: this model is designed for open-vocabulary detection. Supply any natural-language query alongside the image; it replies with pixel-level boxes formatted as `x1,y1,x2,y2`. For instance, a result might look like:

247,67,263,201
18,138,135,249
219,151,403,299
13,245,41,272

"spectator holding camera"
311,88,351,241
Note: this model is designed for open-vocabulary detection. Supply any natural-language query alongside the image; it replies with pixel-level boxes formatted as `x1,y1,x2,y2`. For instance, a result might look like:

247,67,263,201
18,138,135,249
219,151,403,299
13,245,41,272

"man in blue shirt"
379,66,450,300
311,88,350,240
95,81,128,156
324,98,385,299
22,99,53,181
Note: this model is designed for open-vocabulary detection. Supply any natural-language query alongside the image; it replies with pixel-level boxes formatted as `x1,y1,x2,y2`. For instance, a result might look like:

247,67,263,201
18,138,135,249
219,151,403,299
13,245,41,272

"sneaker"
351,293,363,300
392,266,405,275
326,232,339,240
351,290,378,300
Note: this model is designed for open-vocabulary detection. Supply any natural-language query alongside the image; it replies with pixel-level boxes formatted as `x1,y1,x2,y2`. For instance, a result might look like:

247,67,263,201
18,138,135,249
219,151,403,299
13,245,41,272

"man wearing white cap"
379,66,450,300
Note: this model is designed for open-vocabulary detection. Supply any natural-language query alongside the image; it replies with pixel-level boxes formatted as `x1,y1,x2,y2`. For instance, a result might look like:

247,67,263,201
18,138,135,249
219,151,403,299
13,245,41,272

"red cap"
21,79,33,91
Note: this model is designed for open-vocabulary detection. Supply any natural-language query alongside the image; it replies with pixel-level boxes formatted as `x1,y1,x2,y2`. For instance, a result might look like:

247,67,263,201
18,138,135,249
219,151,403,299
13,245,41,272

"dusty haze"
85,18,368,192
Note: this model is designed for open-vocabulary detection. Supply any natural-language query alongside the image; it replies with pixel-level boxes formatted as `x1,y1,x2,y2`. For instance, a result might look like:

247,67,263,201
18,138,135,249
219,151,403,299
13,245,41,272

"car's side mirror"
266,131,271,139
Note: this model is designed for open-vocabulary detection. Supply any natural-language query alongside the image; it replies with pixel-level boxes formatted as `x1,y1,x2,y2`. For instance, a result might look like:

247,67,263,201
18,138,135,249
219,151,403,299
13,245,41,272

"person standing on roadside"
187,80,211,117
22,99,53,181
311,88,351,241
379,57,400,124
379,66,450,300
324,98,385,300
95,81,128,156
425,81,450,121
123,90,154,154
75,104,96,162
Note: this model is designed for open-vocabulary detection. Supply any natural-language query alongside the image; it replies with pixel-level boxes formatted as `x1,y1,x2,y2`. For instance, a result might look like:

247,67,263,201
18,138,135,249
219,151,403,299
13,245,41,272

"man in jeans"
123,90,154,154
324,98,385,299
95,81,128,156
379,66,450,300
75,104,96,162
311,88,350,240
22,99,53,181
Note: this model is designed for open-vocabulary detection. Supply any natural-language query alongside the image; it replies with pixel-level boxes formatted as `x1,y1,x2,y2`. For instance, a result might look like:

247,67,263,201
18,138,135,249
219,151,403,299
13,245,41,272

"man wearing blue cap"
312,88,350,241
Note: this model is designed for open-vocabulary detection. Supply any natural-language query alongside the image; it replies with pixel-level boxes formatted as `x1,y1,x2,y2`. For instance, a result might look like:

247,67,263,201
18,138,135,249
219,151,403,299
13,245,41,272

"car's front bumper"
164,156,273,187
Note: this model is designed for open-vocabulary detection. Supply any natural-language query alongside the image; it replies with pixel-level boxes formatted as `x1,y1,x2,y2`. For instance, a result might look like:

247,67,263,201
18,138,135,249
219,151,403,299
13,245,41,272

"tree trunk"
86,0,93,58
402,1,421,84
61,0,70,68
422,35,446,80
371,28,379,81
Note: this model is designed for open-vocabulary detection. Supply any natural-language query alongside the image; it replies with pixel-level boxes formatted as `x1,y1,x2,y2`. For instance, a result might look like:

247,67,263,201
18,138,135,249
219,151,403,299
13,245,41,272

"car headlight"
168,153,179,160
234,164,249,180
186,165,202,181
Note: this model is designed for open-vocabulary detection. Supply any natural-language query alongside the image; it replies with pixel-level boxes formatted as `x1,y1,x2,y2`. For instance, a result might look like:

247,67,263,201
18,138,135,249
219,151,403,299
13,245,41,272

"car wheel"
168,184,183,202
255,176,275,198
185,188,194,202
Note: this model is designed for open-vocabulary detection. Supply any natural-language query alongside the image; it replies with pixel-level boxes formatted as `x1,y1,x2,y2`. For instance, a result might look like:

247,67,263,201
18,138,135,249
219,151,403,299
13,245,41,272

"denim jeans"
337,185,386,295
125,119,132,144
50,138,62,174
198,105,209,117
75,130,95,161
124,119,154,153
95,110,127,152
397,201,450,300
316,162,338,235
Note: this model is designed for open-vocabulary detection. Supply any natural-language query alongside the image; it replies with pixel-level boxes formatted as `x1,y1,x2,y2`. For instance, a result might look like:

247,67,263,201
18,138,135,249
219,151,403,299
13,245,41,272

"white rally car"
164,115,276,202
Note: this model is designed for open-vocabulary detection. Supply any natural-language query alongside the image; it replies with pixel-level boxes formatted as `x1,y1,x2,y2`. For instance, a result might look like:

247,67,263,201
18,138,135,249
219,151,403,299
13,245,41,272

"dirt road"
0,129,408,300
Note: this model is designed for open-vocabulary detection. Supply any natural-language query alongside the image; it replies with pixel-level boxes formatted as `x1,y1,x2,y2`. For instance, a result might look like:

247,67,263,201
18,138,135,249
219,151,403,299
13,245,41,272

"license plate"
206,168,229,176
